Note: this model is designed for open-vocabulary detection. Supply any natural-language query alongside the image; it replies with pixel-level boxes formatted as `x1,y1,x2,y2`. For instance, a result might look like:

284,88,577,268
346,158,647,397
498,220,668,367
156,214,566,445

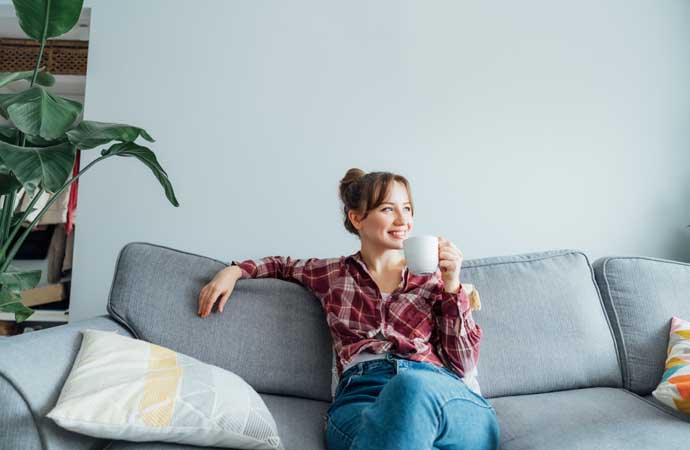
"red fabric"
231,251,481,378
66,150,80,235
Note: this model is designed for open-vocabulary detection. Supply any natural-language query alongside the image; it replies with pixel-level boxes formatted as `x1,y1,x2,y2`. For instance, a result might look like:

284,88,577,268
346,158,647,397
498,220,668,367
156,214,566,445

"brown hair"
338,168,415,237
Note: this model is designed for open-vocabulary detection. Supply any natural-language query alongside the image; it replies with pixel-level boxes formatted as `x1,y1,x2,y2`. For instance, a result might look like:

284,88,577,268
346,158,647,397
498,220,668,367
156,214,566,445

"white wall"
3,0,690,321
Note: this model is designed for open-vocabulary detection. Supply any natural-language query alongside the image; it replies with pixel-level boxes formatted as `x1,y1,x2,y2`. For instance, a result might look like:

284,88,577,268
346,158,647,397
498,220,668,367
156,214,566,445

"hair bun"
341,168,365,186
339,168,365,199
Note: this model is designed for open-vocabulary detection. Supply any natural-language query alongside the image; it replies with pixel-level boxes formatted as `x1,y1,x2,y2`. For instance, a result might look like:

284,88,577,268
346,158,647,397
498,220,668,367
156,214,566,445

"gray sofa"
2,242,690,450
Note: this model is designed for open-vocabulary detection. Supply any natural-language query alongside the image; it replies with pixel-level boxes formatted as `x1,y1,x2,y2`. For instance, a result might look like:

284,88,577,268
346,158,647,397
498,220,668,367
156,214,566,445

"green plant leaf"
0,282,34,323
35,71,55,87
0,168,22,194
102,142,179,207
12,0,84,41
0,125,18,144
66,120,155,149
0,87,82,140
0,125,66,147
25,133,69,147
0,69,55,89
0,269,41,291
0,140,76,192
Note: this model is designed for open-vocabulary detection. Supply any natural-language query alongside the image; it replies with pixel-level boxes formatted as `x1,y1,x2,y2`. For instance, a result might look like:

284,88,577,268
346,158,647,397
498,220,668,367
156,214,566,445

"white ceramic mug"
403,235,439,275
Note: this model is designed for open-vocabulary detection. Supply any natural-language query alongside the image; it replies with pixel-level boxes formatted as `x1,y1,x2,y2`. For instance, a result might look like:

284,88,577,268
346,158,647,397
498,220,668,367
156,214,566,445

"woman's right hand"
198,265,242,318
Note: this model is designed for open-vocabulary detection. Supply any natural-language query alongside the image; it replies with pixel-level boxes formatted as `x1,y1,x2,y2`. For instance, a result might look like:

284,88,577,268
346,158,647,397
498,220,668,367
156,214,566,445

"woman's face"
350,181,414,251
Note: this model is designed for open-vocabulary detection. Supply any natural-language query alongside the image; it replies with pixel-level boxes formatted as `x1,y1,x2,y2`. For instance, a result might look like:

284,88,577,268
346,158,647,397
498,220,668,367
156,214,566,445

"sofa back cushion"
107,243,623,401
592,256,690,395
107,243,334,402
461,249,622,398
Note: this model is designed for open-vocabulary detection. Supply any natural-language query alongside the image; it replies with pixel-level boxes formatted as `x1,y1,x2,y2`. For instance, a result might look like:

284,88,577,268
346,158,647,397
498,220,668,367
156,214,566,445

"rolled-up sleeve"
230,256,332,296
432,281,483,378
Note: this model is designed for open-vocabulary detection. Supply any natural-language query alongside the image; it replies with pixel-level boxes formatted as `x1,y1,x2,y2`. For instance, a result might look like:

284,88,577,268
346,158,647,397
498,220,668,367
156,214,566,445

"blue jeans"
325,354,500,450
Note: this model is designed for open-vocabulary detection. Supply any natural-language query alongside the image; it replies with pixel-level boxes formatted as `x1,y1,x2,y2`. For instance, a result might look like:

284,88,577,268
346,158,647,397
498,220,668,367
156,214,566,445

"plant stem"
5,0,55,272
20,0,50,148
0,194,9,250
30,39,47,87
0,191,16,248
0,155,107,273
31,0,51,87
0,195,8,240
0,188,45,263
7,1,50,251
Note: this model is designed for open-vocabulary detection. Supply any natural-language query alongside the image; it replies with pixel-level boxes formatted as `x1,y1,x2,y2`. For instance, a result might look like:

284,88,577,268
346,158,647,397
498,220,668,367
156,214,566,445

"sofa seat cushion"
491,387,690,450
643,394,690,423
104,394,329,450
261,395,329,450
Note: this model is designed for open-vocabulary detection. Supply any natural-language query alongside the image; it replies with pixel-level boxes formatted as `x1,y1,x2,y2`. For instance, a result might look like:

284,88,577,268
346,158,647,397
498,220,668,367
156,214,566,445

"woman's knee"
438,399,500,450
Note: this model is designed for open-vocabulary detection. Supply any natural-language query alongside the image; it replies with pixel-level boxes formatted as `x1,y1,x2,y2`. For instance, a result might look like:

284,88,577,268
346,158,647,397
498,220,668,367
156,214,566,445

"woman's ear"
348,210,362,231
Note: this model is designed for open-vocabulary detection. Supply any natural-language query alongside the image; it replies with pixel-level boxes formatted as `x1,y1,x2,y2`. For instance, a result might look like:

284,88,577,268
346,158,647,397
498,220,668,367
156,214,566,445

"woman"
198,169,500,450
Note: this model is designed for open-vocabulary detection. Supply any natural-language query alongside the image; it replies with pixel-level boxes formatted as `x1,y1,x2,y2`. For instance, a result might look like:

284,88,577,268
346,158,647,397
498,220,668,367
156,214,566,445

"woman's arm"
432,281,483,378
433,236,483,377
198,256,332,318
230,256,332,296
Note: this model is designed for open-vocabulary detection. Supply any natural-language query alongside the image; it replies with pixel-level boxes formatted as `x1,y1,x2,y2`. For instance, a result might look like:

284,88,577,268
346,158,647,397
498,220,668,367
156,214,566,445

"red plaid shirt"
231,251,482,388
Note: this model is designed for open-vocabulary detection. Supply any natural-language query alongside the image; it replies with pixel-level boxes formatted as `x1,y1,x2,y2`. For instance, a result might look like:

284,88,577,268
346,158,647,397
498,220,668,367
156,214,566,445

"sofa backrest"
108,243,623,402
461,249,622,398
107,242,334,402
592,256,690,395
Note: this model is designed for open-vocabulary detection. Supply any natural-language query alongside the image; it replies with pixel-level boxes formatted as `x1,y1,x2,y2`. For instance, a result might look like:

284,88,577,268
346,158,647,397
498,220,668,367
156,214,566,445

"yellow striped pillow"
47,329,284,449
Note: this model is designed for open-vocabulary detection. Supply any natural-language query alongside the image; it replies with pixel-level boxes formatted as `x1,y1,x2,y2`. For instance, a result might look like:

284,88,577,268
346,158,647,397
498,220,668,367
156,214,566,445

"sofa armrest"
0,315,133,450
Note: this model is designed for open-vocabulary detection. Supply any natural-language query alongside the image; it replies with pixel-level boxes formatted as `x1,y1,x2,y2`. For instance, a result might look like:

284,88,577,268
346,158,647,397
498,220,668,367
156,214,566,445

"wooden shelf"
22,283,66,307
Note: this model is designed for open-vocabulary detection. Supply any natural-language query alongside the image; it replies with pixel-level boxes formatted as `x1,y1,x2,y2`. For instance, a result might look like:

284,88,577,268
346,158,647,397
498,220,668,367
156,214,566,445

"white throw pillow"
47,329,284,450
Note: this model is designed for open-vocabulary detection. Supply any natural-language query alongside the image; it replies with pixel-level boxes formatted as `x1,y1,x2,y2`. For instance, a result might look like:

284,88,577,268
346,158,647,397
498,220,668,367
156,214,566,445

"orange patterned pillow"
652,316,690,415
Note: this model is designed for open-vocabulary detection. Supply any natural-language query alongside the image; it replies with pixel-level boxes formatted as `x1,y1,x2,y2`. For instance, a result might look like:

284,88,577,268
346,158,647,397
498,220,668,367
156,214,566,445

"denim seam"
440,394,495,411
327,415,355,445
338,374,357,395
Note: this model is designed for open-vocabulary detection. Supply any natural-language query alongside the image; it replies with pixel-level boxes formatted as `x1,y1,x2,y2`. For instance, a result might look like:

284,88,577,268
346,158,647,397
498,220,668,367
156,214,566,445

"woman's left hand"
438,236,462,293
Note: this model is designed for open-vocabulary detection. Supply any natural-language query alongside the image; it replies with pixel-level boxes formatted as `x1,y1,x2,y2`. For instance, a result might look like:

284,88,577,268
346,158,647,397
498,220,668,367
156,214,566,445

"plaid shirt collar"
345,250,412,289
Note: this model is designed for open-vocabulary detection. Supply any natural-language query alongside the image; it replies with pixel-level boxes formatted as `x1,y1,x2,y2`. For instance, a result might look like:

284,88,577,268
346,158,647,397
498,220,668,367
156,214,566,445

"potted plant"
0,0,178,323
